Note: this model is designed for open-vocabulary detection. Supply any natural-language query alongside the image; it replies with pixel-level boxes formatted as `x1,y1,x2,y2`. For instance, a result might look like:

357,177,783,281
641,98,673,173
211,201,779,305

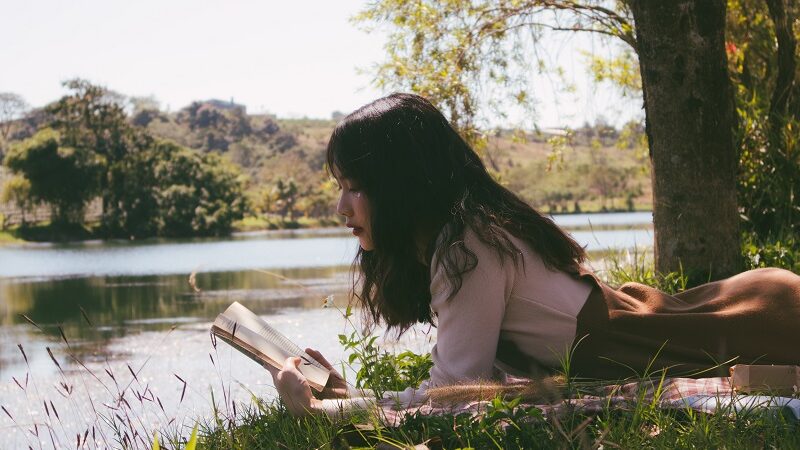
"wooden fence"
0,167,102,226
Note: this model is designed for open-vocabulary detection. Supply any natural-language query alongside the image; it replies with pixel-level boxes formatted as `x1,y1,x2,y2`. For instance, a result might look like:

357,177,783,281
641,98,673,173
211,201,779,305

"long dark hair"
327,93,586,334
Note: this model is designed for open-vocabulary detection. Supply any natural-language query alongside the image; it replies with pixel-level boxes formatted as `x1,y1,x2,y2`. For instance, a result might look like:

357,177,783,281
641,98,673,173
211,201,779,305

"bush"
742,231,799,273
115,140,246,237
3,129,100,225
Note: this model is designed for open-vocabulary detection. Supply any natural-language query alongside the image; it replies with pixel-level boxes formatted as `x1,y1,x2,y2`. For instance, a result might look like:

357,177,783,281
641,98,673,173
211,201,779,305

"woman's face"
335,175,373,251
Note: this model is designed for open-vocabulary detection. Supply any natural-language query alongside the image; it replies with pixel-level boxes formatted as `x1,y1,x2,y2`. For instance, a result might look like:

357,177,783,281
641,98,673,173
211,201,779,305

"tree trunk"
629,0,741,281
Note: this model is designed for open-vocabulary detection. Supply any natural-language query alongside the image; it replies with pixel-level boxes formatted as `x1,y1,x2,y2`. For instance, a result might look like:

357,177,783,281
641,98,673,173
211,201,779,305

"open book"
211,301,331,391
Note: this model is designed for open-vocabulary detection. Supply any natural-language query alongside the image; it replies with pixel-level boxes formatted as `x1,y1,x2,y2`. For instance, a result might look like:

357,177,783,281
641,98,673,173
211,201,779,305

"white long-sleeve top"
427,226,593,384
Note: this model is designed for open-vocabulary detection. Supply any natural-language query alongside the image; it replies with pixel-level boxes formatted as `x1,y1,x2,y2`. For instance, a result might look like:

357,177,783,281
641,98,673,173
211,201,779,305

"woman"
267,93,800,417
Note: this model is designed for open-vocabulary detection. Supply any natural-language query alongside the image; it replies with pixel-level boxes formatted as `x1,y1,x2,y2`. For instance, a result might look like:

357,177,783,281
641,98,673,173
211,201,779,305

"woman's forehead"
331,164,361,182
331,168,351,186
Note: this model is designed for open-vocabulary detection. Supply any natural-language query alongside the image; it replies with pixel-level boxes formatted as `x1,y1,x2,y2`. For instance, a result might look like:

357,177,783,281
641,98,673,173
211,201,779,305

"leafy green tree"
1,81,251,238
1,175,34,225
46,79,152,232
275,178,299,221
3,129,101,225
355,1,636,145
116,141,247,237
356,0,741,280
295,177,338,219
728,0,799,239
586,1,798,240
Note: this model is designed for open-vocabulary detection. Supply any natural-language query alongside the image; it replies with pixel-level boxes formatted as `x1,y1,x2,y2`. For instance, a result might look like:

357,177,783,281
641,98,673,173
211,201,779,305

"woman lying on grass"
265,93,800,417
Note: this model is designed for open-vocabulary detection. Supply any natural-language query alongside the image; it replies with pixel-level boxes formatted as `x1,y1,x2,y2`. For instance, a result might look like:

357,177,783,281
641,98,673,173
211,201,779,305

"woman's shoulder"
430,222,524,267
428,223,523,306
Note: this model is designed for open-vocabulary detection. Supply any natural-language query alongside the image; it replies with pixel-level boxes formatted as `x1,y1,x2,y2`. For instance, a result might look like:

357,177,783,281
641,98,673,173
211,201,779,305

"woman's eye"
339,178,363,194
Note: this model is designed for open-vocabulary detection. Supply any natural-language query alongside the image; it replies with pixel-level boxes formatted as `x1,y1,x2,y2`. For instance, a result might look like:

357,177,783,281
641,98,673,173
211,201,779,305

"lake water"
0,212,652,448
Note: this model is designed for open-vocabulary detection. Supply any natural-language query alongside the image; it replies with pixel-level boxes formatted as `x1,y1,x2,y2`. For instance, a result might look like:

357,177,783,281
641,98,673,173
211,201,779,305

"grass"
232,214,340,232
602,245,689,294
195,364,800,449
742,230,800,273
0,228,23,244
540,200,654,215
0,221,98,243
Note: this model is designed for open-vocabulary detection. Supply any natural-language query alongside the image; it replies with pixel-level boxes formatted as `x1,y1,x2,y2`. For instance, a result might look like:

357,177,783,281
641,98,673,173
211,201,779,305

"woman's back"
427,225,593,385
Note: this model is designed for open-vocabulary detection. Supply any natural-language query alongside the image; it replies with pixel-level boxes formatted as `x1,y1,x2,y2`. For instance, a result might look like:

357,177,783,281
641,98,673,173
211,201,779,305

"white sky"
0,0,641,128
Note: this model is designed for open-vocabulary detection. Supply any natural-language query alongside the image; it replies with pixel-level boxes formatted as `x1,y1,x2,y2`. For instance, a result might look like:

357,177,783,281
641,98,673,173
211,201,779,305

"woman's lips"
351,227,363,236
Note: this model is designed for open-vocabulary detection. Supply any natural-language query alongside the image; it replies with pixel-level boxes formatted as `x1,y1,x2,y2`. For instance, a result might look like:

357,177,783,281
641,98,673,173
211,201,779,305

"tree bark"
629,0,741,281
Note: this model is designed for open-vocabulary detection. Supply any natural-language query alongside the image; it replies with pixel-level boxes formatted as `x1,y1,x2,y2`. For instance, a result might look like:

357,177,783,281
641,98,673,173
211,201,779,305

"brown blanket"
571,268,800,379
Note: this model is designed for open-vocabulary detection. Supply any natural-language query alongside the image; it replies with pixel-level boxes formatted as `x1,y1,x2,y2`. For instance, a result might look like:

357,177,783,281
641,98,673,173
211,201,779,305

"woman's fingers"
305,348,334,370
273,357,304,392
280,356,302,375
262,361,280,378
274,357,318,416
303,349,351,399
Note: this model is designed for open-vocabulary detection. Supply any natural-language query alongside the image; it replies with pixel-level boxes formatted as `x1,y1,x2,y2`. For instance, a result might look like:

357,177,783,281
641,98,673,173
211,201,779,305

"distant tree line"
2,82,654,237
0,80,347,237
1,80,246,238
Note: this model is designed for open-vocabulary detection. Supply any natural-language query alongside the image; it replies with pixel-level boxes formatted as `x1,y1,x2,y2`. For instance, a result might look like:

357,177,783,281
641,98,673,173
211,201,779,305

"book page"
212,302,330,390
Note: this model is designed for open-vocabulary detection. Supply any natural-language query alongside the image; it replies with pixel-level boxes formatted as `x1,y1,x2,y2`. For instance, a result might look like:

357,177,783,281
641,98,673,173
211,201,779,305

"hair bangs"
326,109,380,188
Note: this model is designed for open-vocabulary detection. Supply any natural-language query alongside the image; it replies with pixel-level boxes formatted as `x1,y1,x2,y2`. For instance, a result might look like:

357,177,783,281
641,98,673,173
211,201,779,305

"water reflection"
0,266,351,378
0,234,358,278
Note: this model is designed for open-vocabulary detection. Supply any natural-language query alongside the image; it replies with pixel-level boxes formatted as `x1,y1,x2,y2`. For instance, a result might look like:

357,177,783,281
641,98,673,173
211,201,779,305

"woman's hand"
265,357,322,417
305,348,350,399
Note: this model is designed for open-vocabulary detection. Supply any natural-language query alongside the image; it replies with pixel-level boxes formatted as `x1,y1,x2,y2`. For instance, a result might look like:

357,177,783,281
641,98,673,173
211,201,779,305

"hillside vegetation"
131,102,652,219
0,83,651,239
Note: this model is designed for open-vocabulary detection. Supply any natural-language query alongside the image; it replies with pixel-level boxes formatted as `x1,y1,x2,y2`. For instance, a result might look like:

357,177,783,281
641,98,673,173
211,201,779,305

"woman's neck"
416,222,446,266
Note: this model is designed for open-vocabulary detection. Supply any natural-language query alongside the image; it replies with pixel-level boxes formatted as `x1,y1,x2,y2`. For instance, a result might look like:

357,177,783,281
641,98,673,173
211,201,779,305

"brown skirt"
570,268,800,379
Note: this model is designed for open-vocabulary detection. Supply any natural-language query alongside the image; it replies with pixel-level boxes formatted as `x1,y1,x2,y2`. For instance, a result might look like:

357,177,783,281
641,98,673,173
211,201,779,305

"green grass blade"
185,424,198,450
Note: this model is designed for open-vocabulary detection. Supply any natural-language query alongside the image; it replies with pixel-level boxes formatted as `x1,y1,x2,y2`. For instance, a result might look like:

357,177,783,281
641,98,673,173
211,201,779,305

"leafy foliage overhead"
354,0,635,142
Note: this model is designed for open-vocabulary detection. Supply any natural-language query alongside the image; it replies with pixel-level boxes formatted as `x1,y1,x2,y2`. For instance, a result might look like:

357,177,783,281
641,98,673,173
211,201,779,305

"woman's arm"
268,356,387,417
267,349,386,417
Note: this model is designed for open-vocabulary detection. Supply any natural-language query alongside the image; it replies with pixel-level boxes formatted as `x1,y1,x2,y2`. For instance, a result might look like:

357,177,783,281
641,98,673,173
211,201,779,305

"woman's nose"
336,194,352,217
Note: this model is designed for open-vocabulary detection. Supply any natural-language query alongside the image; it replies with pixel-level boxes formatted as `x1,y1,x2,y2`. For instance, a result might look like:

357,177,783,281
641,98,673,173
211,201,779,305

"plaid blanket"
376,377,800,426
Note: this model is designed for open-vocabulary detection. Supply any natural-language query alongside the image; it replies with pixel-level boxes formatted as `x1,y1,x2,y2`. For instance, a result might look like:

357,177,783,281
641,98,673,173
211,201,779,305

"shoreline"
0,209,653,247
